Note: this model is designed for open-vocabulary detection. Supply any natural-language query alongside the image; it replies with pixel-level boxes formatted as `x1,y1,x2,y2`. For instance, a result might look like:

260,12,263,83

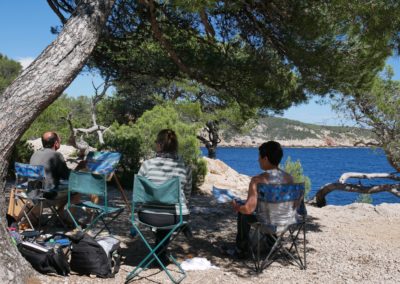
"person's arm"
137,161,148,177
232,176,258,215
56,152,70,180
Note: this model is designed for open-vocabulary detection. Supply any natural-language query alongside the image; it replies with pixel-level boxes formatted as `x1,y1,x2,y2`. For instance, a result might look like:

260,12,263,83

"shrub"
102,123,143,187
8,140,34,178
356,193,373,204
284,157,311,199
104,104,206,191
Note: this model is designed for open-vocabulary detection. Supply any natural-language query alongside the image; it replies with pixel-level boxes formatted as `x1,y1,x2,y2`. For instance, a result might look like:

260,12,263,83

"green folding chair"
66,170,124,237
126,175,186,284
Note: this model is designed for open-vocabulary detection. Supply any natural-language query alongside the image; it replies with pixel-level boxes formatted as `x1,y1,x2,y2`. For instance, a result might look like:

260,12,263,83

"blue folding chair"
67,171,124,237
126,175,186,284
13,162,66,230
250,183,307,273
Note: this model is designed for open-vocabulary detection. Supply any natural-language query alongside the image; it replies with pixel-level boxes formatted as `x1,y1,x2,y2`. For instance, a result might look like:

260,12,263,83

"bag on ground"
69,231,120,278
18,241,70,276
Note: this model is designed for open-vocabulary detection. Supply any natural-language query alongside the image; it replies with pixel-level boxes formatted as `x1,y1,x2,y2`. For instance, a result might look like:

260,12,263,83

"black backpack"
18,242,70,276
69,232,120,278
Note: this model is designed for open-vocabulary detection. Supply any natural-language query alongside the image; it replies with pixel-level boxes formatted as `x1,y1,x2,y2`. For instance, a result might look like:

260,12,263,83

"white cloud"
17,57,34,69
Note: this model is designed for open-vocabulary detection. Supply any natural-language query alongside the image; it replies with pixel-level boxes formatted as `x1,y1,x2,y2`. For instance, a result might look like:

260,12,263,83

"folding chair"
126,175,187,284
250,183,307,273
86,151,131,211
66,170,124,237
12,162,66,231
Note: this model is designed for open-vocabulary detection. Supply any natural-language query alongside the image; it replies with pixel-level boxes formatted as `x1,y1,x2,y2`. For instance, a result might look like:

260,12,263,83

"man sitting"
231,141,293,258
29,131,80,223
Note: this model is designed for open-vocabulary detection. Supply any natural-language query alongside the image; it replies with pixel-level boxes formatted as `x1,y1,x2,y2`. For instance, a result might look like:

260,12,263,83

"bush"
356,193,373,204
284,157,311,199
102,123,143,187
8,140,34,178
104,104,206,190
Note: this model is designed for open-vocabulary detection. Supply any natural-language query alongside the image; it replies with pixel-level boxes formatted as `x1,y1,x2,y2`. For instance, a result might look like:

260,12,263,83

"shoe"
149,255,170,269
221,245,249,259
182,225,193,240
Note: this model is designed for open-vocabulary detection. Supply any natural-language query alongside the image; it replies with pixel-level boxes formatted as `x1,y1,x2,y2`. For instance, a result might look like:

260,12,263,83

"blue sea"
201,147,399,206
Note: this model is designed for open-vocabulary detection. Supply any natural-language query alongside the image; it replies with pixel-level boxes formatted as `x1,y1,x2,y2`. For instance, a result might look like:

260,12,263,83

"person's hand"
232,199,241,213
75,160,87,171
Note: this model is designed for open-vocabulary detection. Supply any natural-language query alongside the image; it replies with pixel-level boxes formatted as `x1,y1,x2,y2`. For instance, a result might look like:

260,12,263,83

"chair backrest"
133,175,181,206
256,183,305,232
85,151,121,175
15,162,45,180
68,171,107,197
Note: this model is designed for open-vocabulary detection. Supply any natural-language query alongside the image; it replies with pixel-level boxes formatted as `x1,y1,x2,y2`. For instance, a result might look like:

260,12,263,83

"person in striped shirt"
137,129,192,267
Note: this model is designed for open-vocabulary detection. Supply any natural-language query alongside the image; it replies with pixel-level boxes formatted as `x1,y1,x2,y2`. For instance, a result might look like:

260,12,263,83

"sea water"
201,147,399,206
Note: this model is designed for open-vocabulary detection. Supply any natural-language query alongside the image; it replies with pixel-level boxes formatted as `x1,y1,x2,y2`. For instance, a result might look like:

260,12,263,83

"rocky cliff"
219,116,376,147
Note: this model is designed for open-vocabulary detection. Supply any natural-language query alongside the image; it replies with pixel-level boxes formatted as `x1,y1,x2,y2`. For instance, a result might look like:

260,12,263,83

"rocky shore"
22,143,398,284
27,157,400,284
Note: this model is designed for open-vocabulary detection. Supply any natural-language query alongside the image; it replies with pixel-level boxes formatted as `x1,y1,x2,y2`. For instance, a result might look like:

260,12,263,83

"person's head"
258,141,283,170
41,132,61,150
155,129,178,154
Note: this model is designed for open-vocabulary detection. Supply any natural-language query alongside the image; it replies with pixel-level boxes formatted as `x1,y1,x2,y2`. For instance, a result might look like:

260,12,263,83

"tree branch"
314,182,400,207
47,0,67,24
339,172,400,183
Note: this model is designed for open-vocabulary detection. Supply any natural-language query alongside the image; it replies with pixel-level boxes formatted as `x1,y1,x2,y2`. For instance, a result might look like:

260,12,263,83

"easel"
85,151,131,211
108,172,131,211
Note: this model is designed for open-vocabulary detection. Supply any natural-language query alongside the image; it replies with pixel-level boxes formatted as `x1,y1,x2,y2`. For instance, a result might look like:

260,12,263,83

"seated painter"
29,131,81,222
137,129,192,267
231,141,293,258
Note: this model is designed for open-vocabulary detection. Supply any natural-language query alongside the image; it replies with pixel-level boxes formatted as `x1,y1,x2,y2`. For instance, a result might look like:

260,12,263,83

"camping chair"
126,175,186,284
250,183,307,273
12,162,66,231
66,170,124,237
85,151,131,211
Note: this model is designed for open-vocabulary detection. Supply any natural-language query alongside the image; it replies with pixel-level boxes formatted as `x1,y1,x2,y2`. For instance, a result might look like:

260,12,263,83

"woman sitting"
137,129,192,267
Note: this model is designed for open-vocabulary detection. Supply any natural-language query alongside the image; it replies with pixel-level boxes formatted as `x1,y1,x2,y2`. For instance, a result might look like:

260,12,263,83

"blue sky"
1,1,399,126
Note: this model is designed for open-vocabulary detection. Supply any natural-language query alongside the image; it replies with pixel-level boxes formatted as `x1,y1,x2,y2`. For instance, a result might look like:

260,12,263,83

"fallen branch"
339,172,400,183
314,182,400,207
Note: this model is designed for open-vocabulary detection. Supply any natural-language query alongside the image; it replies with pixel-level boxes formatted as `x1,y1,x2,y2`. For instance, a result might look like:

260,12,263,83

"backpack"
69,232,120,278
18,241,70,276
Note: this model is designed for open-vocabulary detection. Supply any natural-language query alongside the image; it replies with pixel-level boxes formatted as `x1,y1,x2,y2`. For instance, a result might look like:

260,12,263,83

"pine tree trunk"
0,0,115,282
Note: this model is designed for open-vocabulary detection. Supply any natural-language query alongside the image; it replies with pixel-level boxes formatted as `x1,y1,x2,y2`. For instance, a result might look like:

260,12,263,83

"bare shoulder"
251,173,268,185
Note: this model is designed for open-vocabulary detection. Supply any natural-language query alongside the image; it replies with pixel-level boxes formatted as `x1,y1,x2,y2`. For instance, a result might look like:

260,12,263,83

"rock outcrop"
198,157,250,199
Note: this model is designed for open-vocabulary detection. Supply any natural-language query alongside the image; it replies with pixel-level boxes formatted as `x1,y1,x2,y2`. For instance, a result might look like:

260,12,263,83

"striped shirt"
138,155,192,215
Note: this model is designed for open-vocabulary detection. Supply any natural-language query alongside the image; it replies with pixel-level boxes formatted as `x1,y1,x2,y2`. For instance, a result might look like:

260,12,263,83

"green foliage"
192,157,208,189
102,123,143,186
339,67,400,171
356,194,373,204
0,54,21,95
22,95,92,140
8,140,34,177
284,157,311,199
104,104,206,189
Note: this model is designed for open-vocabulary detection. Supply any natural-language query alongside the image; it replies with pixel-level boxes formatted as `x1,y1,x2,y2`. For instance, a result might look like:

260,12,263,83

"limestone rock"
198,157,250,199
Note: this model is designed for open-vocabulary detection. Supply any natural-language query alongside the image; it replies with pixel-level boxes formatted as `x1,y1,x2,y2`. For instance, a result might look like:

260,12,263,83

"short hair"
42,132,59,148
259,141,283,166
156,129,178,154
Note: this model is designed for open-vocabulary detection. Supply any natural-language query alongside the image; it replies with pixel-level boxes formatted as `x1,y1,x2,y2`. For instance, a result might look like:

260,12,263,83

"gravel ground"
25,188,400,284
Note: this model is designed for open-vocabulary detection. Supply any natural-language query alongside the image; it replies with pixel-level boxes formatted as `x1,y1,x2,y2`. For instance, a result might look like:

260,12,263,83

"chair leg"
126,223,187,284
303,220,307,269
260,234,283,271
88,209,124,238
